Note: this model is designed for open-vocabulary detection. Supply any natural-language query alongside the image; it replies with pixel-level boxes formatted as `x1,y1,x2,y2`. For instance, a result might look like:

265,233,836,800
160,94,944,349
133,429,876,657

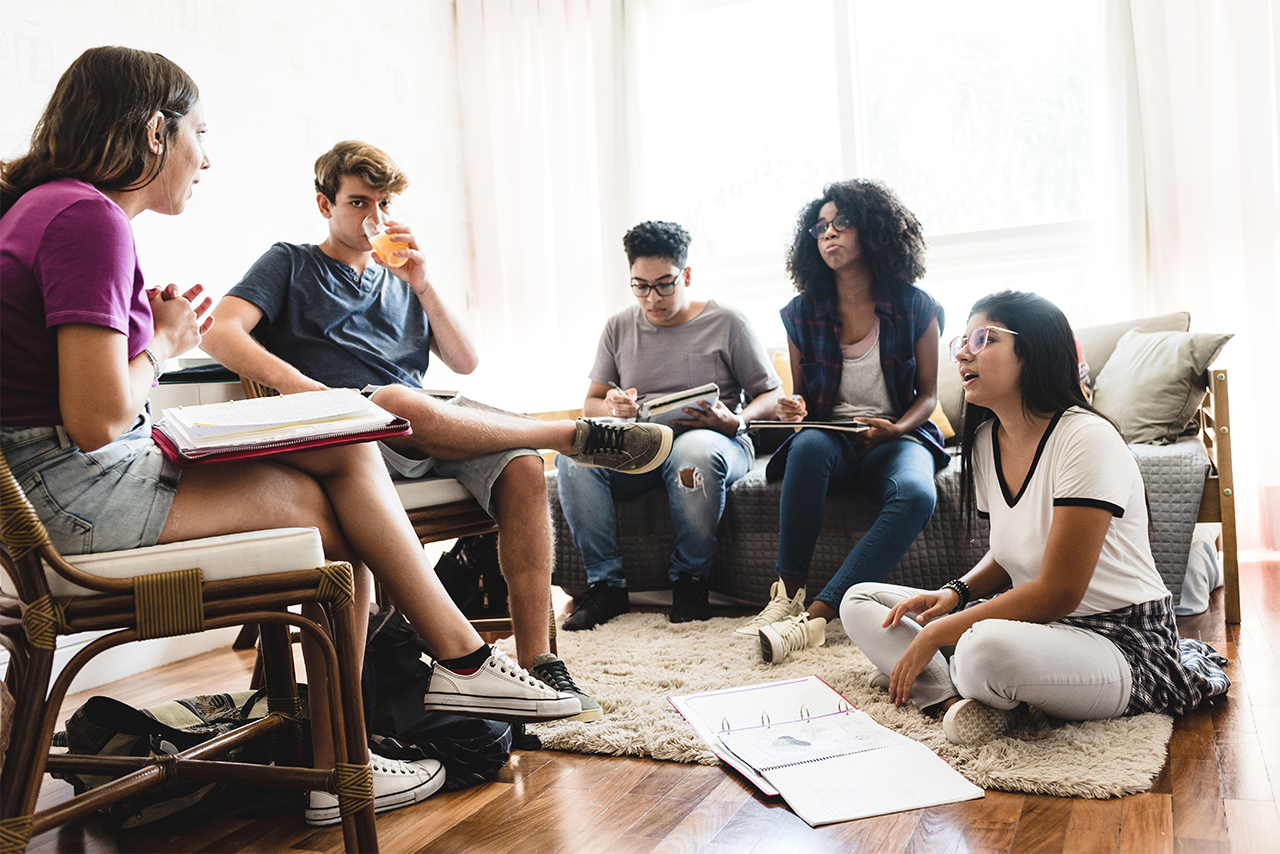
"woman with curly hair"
736,180,949,663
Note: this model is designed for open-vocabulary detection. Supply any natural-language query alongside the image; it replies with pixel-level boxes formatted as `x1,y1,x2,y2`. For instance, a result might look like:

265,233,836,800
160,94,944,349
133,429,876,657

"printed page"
762,742,984,826
717,708,916,772
669,676,853,796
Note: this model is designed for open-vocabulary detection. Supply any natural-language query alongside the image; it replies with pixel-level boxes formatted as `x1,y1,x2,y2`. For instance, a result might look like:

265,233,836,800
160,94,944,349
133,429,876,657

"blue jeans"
555,428,753,585
775,430,936,611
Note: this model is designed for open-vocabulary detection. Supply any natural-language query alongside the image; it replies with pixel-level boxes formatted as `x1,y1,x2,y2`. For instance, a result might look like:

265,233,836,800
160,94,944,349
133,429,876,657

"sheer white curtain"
455,0,630,411
1128,0,1280,550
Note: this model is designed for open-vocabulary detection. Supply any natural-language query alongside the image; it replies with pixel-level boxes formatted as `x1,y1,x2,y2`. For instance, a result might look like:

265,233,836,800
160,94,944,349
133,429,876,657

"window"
633,0,1109,344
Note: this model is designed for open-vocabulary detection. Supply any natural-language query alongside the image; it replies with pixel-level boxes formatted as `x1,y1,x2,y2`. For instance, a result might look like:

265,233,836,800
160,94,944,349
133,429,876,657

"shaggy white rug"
499,613,1174,799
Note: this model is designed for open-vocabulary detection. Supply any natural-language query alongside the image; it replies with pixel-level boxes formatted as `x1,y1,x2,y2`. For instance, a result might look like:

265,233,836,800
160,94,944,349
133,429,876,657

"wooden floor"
23,556,1280,854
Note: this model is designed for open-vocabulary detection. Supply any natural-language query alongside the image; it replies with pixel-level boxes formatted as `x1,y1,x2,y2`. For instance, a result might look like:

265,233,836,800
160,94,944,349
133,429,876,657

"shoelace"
369,754,419,776
582,422,628,455
775,614,814,653
745,594,800,629
532,659,582,694
489,650,551,690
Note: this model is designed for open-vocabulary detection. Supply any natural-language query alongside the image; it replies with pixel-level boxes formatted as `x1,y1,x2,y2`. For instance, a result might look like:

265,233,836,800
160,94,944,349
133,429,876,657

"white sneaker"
759,613,826,664
733,581,806,638
866,669,892,691
424,646,582,723
305,754,444,827
941,698,1016,745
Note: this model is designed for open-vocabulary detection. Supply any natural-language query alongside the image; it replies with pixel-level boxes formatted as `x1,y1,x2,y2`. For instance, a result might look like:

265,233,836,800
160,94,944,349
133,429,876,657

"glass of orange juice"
363,215,410,268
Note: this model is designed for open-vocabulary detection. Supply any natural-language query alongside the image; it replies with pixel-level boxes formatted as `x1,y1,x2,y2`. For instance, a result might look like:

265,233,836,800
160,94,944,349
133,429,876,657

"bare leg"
488,455,554,669
371,385,579,460
159,442,488,764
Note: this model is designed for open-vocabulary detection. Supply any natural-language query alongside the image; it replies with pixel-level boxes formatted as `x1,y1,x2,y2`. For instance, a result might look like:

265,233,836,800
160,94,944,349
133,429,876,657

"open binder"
152,388,411,467
670,676,982,826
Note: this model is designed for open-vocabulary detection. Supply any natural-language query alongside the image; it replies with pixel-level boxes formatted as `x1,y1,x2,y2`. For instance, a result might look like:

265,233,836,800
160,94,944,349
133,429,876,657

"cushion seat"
391,475,473,509
24,527,326,597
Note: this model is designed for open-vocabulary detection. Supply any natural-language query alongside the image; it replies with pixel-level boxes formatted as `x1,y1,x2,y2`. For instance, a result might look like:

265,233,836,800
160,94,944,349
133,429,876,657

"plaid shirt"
1059,595,1230,716
768,282,948,478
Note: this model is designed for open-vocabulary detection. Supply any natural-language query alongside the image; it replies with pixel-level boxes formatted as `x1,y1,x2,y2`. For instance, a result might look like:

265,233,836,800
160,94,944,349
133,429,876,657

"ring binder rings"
669,676,982,826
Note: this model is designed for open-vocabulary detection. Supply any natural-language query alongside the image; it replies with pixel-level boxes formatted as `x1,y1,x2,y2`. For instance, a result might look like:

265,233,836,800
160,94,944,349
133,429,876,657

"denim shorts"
378,441,540,520
0,409,181,556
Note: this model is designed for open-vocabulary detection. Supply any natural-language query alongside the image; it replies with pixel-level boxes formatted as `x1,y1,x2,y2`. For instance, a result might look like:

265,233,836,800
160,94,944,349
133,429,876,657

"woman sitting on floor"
0,45,579,827
842,290,1229,744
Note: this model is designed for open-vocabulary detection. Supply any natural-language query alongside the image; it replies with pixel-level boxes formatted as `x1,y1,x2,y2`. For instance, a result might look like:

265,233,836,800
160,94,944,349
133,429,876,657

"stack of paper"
158,388,399,453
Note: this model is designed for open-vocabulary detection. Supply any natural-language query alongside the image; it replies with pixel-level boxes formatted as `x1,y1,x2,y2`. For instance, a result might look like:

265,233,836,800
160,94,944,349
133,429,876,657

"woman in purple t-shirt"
0,46,580,825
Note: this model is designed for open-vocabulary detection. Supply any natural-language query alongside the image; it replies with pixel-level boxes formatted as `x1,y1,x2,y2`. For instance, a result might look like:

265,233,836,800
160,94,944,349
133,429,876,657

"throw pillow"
1092,329,1232,445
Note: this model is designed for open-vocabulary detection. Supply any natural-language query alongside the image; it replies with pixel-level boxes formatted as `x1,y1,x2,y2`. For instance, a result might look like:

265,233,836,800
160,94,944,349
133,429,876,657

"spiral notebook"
670,676,982,826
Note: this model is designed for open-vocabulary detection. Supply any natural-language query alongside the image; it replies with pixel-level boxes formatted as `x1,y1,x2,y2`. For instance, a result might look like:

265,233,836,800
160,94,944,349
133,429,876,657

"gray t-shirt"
227,242,430,389
588,300,781,414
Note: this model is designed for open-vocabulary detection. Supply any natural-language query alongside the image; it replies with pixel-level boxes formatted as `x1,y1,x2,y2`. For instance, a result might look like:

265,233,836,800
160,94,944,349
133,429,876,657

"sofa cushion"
1093,329,1232,445
936,310,1193,434
1074,311,1191,384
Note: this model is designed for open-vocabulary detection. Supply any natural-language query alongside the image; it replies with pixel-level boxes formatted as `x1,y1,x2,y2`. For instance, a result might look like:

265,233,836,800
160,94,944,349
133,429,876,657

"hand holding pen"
605,380,641,419
777,393,807,423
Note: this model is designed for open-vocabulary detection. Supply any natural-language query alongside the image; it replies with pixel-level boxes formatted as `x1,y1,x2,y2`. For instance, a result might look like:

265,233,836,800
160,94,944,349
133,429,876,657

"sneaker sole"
305,763,445,826
560,705,605,723
943,698,1012,745
758,620,825,664
622,427,674,474
423,693,582,724
759,625,785,663
577,425,673,475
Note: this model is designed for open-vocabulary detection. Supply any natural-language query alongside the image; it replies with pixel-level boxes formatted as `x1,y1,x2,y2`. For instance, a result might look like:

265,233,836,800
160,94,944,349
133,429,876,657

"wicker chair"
0,450,379,853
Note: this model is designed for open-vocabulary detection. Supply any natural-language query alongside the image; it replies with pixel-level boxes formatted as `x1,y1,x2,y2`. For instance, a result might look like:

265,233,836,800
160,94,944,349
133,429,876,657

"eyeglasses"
948,325,1020,361
630,276,681,297
808,213,853,240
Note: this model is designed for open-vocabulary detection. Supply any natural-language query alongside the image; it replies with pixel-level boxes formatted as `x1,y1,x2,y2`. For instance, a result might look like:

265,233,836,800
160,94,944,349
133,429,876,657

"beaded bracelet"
942,578,970,613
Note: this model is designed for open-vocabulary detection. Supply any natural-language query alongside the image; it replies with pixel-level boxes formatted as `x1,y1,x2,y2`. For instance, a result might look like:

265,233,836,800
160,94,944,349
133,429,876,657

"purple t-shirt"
0,179,152,426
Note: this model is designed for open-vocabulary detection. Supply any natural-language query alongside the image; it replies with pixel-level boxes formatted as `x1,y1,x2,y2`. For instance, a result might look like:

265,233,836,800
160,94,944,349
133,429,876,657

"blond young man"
205,141,673,722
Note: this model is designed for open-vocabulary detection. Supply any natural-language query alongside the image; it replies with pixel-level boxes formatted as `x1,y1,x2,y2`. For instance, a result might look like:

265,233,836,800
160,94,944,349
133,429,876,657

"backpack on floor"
433,532,508,617
53,688,292,829
361,606,513,790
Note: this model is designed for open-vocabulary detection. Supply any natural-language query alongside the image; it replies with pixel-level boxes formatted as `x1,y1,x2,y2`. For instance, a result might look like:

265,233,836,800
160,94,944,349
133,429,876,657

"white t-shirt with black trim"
973,407,1168,616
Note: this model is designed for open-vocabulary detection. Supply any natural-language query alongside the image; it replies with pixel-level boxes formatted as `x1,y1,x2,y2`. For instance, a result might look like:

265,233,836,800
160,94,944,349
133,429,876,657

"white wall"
2,0,474,345
1,0,473,691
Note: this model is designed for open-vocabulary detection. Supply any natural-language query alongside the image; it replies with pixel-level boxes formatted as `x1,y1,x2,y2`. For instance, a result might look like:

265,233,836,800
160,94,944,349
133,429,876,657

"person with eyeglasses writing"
737,180,949,665
555,221,783,629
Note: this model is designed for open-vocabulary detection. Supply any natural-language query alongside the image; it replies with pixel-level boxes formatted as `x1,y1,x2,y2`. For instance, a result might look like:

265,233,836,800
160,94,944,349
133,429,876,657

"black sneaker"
670,574,711,623
562,582,629,632
530,653,604,723
567,419,674,474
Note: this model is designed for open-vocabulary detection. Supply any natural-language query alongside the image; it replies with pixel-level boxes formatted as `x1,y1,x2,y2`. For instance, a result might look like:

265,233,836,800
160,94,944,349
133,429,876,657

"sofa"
548,311,1238,618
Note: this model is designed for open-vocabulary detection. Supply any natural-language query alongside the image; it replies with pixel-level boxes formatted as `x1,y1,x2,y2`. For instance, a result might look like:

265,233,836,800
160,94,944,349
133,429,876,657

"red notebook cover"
151,416,411,468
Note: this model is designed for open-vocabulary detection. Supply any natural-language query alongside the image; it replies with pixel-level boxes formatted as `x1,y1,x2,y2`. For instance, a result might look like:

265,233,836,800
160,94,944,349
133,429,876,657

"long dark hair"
958,291,1115,520
0,46,199,216
785,179,925,299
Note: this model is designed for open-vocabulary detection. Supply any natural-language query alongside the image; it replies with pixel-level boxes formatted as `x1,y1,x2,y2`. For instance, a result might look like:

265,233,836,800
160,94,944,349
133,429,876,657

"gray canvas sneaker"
566,419,673,474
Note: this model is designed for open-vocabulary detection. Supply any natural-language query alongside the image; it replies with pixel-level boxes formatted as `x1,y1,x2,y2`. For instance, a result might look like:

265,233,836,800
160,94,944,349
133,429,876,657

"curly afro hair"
785,179,926,298
622,221,692,268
